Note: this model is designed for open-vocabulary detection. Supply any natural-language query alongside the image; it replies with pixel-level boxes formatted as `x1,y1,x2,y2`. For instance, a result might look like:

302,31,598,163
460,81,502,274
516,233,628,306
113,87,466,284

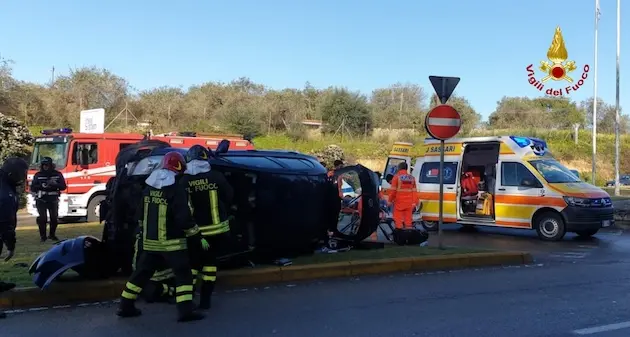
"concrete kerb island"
0,251,532,310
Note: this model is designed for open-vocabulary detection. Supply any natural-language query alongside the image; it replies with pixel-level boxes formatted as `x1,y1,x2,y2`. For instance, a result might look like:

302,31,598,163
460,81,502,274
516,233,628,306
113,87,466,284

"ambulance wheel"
87,195,106,223
535,211,566,241
422,221,438,232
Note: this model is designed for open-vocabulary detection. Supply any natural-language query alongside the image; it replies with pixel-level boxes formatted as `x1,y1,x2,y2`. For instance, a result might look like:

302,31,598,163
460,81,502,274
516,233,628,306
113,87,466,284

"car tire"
422,221,438,232
535,211,566,241
575,228,599,237
87,195,106,223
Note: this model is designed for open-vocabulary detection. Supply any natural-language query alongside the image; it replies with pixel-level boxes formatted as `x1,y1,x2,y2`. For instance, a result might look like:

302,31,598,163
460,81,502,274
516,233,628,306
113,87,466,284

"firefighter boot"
198,282,215,310
176,301,205,322
116,298,142,318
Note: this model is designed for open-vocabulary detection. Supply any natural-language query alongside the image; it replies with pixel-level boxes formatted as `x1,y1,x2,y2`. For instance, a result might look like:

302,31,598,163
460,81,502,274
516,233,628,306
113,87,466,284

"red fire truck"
26,128,254,222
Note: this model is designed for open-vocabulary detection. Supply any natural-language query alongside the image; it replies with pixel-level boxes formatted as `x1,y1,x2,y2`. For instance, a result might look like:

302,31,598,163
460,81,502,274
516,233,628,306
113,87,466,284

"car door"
495,161,544,228
333,165,380,243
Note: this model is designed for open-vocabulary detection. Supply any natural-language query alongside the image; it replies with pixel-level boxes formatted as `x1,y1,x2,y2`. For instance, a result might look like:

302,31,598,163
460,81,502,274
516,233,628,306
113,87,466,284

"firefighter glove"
200,238,210,251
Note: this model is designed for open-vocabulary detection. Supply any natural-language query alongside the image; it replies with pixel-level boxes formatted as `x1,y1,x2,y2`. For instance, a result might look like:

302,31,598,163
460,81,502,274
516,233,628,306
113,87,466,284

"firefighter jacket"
0,171,18,251
30,169,66,200
140,170,200,252
388,169,418,210
182,167,234,237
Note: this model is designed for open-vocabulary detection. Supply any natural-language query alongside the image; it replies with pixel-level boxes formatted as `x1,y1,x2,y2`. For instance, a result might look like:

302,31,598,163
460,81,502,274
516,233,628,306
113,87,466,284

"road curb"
0,251,532,309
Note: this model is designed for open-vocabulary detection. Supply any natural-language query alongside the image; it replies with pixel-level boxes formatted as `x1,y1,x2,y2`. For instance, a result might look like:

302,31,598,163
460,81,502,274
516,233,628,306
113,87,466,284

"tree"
370,83,427,129
319,88,372,136
0,113,34,161
488,96,582,130
580,97,629,134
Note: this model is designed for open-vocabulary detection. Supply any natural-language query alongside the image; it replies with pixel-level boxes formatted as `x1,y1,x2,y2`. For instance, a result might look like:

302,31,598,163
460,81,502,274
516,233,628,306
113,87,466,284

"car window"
501,162,538,186
420,162,458,184
128,155,163,176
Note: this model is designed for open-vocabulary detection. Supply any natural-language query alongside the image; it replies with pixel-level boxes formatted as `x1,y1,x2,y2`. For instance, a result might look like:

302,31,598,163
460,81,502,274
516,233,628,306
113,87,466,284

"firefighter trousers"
121,250,195,316
35,199,58,239
189,233,228,308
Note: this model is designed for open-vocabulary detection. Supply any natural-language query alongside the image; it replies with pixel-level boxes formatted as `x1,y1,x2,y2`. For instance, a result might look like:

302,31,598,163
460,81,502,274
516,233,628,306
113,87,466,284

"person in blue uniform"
30,157,66,242
0,157,29,319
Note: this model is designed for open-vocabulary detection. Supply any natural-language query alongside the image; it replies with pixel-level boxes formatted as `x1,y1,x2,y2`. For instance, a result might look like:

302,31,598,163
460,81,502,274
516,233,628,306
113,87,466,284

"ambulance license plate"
602,220,611,227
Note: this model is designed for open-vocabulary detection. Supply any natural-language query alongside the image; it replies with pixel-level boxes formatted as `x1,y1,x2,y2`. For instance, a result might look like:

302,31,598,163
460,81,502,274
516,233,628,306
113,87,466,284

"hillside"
254,129,628,185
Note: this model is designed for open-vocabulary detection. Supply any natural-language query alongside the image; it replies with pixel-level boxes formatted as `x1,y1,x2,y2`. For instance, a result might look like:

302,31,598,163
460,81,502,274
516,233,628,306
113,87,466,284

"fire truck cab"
26,128,254,222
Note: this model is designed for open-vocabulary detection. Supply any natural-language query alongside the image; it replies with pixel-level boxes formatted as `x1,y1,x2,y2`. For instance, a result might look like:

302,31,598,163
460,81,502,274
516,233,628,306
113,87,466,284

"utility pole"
593,0,601,185
50,66,55,86
615,0,621,196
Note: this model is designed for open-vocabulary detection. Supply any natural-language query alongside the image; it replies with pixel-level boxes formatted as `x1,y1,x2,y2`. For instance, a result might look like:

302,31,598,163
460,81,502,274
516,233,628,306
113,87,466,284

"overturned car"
29,139,382,289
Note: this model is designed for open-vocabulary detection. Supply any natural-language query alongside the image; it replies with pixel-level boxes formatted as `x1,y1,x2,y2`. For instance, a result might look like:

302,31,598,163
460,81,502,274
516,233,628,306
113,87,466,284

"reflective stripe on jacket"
142,181,199,252
388,169,418,210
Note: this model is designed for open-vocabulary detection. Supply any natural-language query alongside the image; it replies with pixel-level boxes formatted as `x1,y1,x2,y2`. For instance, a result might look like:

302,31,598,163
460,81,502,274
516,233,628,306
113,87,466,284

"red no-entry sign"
425,105,461,140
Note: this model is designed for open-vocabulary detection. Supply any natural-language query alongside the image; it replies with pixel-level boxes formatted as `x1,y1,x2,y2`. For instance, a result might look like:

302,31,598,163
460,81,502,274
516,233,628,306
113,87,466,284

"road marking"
573,321,630,334
549,252,587,259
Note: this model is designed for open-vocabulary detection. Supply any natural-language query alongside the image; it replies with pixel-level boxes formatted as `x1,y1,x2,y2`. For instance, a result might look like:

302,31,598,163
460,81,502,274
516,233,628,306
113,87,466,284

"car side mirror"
216,139,230,154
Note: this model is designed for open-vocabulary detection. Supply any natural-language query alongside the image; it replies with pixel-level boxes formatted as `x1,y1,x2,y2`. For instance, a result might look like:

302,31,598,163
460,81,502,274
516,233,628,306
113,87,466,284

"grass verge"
0,223,102,288
1,222,485,288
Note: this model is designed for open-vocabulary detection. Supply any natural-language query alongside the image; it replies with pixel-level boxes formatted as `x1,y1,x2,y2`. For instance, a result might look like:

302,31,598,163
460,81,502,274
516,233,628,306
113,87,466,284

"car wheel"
575,228,599,237
535,211,566,241
422,221,438,232
87,195,106,223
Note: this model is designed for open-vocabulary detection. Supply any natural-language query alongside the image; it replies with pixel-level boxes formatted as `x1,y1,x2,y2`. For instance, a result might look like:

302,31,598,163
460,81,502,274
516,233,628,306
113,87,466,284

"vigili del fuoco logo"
526,26,590,96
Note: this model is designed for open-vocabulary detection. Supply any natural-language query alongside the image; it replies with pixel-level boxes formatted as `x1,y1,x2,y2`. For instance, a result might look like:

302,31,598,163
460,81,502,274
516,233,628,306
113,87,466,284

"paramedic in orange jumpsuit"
388,162,418,229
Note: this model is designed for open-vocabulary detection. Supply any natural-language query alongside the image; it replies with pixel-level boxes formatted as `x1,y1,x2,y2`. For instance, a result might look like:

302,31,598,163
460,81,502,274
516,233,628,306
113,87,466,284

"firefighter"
0,157,28,319
117,151,205,322
182,145,234,310
30,157,66,242
132,226,176,303
388,162,418,229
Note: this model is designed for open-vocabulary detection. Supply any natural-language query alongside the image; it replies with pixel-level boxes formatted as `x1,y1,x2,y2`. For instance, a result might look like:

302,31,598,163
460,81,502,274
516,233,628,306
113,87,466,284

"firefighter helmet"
185,145,210,162
161,152,186,174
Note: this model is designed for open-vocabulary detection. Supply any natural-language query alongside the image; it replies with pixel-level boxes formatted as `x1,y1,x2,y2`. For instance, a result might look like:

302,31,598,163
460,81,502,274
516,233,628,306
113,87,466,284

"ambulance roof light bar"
41,128,73,135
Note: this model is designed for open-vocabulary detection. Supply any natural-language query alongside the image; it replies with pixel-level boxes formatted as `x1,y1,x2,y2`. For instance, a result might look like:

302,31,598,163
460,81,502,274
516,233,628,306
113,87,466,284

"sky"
0,0,626,121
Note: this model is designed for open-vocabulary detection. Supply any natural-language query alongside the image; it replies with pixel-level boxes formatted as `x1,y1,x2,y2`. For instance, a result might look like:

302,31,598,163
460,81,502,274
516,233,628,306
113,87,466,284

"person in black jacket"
117,151,205,322
0,157,28,319
30,157,66,242
182,145,234,310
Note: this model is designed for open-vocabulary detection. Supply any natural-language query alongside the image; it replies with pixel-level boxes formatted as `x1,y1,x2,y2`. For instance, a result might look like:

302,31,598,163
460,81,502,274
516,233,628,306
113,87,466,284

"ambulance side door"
495,161,544,228
417,159,459,223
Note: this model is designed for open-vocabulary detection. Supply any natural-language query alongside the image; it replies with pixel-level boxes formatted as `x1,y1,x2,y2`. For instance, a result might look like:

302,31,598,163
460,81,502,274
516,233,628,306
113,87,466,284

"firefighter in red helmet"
117,151,205,322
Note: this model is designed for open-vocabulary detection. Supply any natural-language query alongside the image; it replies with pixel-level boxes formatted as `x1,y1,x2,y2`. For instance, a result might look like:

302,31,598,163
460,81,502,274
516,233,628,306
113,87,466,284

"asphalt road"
8,211,630,336
2,256,630,337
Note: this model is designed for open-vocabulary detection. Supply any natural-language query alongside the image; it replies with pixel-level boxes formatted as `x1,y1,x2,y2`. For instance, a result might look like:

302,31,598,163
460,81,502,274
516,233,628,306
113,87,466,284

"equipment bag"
392,228,429,246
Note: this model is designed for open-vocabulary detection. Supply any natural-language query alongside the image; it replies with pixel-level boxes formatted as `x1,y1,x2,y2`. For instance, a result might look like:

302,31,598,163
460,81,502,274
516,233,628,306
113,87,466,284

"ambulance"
381,136,614,241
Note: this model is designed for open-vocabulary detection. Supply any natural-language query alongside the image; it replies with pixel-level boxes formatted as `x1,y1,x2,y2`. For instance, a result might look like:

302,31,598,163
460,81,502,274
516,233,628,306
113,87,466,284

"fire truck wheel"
87,195,106,223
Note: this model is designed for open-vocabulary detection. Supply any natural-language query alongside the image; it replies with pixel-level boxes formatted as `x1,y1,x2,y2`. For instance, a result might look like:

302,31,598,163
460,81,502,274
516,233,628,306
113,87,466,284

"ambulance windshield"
529,159,580,184
30,142,68,169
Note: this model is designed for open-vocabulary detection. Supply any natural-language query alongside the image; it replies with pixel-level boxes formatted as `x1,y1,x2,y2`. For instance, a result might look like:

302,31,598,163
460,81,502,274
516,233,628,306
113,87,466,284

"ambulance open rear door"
380,142,413,196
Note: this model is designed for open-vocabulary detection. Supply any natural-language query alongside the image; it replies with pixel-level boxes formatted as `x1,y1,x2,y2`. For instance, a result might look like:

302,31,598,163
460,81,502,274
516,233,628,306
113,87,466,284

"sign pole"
437,80,447,250
438,140,445,249
427,75,461,251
